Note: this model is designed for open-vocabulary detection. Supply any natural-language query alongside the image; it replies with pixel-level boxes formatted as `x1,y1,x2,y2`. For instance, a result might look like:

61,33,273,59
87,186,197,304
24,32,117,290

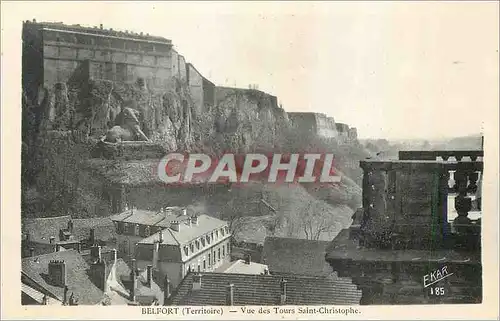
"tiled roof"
22,216,117,245
21,250,105,305
169,272,361,305
22,216,72,244
139,214,228,246
110,207,186,227
262,237,333,277
222,260,268,275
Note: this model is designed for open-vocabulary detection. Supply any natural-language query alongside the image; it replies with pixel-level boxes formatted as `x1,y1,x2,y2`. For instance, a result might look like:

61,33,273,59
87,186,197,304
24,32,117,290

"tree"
298,200,338,241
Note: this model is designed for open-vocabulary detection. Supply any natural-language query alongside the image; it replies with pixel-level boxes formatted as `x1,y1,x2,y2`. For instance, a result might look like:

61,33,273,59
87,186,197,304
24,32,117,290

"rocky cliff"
22,77,368,242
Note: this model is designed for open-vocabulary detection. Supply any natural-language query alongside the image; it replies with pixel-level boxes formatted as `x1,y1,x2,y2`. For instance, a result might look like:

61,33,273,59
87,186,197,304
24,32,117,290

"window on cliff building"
208,253,211,266
203,260,206,270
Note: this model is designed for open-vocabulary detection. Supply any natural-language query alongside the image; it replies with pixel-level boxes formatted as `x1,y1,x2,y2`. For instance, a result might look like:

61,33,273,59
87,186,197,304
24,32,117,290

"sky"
2,1,499,139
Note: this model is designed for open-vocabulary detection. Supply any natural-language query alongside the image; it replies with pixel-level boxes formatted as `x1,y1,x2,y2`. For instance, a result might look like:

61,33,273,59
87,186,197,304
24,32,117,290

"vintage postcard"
1,1,499,320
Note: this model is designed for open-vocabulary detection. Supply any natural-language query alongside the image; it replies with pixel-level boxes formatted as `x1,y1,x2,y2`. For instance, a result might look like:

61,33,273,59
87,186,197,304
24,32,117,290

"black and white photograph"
1,1,498,319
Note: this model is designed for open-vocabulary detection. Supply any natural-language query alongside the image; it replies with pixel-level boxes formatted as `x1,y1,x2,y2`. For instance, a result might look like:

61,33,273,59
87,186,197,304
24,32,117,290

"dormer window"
215,230,219,238
190,243,195,253
221,228,225,236
225,226,229,234
195,240,200,250
201,238,206,247
184,246,189,256
206,235,211,244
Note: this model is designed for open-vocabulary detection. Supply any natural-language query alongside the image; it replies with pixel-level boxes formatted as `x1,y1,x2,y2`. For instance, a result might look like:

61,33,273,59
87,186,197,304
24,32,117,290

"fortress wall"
25,22,175,93
178,55,187,82
187,63,204,116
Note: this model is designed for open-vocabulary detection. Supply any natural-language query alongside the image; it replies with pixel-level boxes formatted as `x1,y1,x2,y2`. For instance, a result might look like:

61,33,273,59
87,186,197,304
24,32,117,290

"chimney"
280,278,287,305
186,217,192,227
90,244,102,262
63,285,69,305
49,236,55,244
48,260,66,287
226,283,234,306
89,228,95,245
129,259,137,301
100,24,103,29
192,273,202,291
125,203,129,211
29,247,34,257
191,215,199,225
245,254,251,265
170,221,180,232
67,220,74,233
264,268,269,275
183,208,187,216
147,265,153,287
163,276,171,305
89,259,107,291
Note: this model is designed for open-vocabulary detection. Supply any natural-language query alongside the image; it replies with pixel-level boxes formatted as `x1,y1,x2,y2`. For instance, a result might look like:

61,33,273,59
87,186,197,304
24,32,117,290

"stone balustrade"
358,159,483,251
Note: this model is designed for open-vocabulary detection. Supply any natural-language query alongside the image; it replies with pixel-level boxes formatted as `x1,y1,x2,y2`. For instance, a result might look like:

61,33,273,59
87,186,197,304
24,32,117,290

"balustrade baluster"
467,172,479,194
453,168,472,235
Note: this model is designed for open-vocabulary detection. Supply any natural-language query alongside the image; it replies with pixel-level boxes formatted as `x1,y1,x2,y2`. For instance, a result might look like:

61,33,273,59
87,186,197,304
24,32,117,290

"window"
183,246,189,256
134,224,140,236
203,260,206,270
218,248,221,261
197,265,200,272
145,226,151,237
215,230,219,238
190,243,195,253
222,245,225,257
227,243,230,255
124,223,129,234
225,226,229,234
201,238,206,247
195,240,200,250
208,253,211,266
221,228,225,236
206,235,211,244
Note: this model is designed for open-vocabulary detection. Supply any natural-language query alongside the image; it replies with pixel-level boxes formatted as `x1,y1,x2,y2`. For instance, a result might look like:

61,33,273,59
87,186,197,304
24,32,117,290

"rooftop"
110,207,187,227
169,272,361,305
24,20,172,45
138,214,229,246
22,215,117,245
262,237,334,277
221,259,268,275
21,250,105,305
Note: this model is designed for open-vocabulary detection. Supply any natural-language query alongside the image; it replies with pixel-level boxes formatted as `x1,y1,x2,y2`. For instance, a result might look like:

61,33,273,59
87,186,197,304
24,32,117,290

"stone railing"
398,150,483,162
358,159,483,251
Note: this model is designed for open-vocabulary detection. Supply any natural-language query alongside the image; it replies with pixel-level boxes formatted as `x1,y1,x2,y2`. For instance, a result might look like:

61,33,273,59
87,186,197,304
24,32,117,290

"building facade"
111,207,231,290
